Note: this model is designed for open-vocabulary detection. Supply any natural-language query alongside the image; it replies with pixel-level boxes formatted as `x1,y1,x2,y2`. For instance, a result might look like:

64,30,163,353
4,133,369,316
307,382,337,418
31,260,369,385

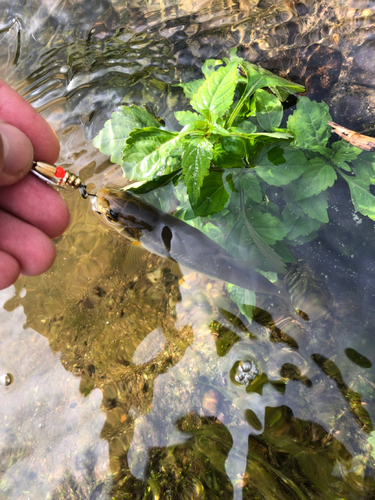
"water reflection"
0,286,111,499
124,272,373,499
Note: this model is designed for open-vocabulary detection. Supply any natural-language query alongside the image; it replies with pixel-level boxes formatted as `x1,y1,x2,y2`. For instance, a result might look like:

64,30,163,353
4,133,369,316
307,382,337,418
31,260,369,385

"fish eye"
106,209,118,222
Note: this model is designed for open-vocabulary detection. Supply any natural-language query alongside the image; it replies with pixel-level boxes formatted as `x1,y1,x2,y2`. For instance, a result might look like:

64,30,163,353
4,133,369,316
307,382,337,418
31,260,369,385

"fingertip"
0,122,34,186
0,209,57,277
0,80,60,163
21,235,56,277
0,251,20,290
0,174,71,238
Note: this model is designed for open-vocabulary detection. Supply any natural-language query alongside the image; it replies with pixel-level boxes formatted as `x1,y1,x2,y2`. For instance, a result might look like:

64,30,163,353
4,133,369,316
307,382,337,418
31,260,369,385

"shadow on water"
1,0,375,498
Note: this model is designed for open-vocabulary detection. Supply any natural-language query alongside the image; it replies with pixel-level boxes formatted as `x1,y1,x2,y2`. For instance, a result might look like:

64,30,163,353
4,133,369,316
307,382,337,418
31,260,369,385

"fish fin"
123,243,149,275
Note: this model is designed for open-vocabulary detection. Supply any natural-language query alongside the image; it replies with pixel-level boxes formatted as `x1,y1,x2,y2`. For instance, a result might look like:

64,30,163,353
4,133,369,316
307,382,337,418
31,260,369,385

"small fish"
328,121,375,151
92,188,287,299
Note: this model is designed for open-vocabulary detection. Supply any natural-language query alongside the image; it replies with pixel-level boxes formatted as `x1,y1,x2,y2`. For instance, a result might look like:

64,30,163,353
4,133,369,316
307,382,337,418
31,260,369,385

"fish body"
93,188,283,298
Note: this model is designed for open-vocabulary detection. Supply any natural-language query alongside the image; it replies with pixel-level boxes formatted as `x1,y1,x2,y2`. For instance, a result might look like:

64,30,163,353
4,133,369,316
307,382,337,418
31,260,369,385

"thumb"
0,122,34,186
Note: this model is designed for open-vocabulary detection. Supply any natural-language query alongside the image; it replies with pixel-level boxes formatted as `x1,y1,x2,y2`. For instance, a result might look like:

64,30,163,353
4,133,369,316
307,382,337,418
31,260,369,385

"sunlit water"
1,0,375,498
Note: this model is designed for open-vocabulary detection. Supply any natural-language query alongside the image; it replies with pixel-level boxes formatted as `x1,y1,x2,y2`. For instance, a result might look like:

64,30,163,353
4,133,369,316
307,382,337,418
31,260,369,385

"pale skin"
0,80,70,290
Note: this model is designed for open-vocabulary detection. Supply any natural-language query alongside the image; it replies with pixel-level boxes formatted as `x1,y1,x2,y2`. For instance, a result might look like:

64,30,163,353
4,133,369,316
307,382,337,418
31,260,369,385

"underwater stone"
234,361,259,386
0,373,12,386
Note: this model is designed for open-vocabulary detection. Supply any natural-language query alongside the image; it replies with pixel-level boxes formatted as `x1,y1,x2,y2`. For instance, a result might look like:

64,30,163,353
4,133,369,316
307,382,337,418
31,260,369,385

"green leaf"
331,139,362,168
285,231,319,246
213,145,246,169
339,171,375,220
287,97,332,150
255,146,310,186
232,171,262,203
296,157,337,200
191,171,230,216
271,241,296,263
246,210,289,246
297,190,329,223
254,89,283,130
122,127,180,180
283,205,322,239
191,61,238,121
128,169,182,194
175,110,201,126
225,212,287,273
180,121,209,134
295,157,337,200
182,137,214,205
231,131,294,144
175,79,205,99
352,151,375,179
235,120,258,134
211,123,232,136
228,284,256,323
269,86,290,102
202,59,224,78
137,182,175,212
92,105,160,163
221,136,246,157
226,61,305,128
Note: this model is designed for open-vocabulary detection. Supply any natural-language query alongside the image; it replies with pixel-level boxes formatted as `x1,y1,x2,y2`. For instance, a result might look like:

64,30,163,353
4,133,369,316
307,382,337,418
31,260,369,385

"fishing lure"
31,161,89,198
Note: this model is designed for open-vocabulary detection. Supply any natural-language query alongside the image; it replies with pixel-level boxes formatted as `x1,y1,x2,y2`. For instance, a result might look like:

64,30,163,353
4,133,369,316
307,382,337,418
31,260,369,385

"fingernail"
0,122,34,186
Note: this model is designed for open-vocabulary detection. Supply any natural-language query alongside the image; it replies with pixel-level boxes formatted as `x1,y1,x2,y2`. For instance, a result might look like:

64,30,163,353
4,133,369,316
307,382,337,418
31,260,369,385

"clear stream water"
1,1,375,499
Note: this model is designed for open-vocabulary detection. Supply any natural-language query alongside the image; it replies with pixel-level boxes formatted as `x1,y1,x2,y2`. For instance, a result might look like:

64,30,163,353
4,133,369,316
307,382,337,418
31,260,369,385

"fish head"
92,188,154,242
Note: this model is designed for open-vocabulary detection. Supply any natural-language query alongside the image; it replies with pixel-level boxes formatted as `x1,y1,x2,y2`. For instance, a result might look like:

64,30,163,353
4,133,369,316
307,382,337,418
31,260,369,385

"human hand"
0,80,70,290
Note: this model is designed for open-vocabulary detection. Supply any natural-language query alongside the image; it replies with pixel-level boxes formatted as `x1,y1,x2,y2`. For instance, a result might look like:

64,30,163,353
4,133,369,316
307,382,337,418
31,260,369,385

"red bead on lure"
31,161,89,198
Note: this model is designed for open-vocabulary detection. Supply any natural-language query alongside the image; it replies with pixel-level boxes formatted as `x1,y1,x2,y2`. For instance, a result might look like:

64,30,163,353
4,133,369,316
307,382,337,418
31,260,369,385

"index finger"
0,80,60,164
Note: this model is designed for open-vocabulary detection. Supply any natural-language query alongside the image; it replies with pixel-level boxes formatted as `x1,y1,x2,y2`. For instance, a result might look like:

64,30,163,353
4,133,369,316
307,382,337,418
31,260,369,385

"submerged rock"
234,360,259,386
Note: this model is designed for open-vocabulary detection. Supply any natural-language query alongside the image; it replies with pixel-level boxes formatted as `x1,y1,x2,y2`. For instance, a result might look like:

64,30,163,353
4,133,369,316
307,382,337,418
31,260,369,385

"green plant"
93,51,375,316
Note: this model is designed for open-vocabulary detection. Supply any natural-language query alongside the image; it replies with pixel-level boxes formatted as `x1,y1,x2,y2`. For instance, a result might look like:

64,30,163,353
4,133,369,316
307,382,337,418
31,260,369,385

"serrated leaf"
340,171,375,220
254,88,283,130
352,151,375,179
92,105,160,163
295,157,337,200
122,127,180,180
246,210,289,245
255,146,310,186
182,137,214,205
192,171,230,216
175,110,201,126
287,97,332,150
283,205,322,239
232,171,262,203
221,136,246,156
226,61,305,127
175,79,205,99
297,190,329,223
331,139,362,168
225,212,286,273
191,62,238,120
